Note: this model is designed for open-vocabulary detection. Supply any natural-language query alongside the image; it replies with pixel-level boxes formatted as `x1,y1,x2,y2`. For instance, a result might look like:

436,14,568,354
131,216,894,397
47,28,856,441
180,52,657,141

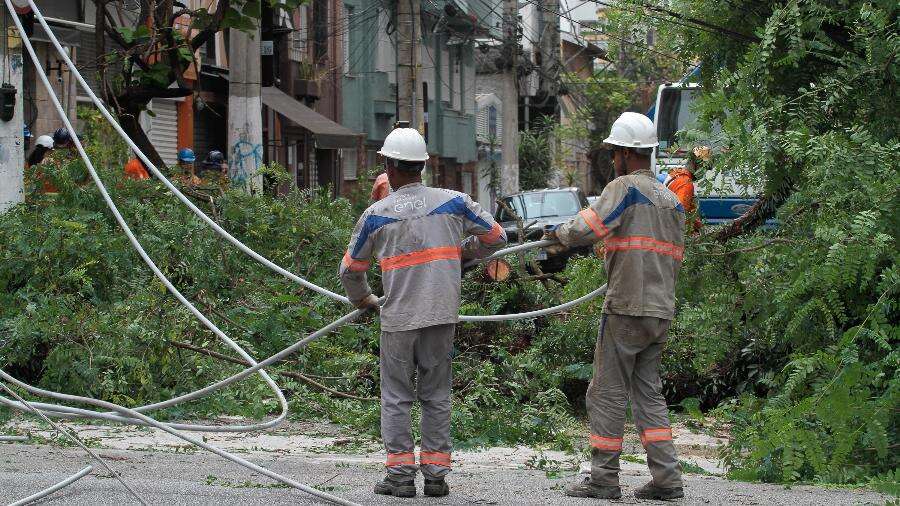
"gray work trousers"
587,313,683,489
380,323,454,479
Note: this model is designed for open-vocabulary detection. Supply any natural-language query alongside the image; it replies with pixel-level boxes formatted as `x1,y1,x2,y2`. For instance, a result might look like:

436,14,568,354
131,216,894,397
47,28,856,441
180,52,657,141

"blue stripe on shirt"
351,214,399,258
603,187,655,225
428,196,491,230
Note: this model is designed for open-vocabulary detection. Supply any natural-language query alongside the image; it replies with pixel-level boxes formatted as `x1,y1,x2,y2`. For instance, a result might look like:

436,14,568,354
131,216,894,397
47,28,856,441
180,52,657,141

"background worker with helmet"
339,126,507,499
664,145,709,232
544,111,686,501
26,128,80,193
175,148,202,186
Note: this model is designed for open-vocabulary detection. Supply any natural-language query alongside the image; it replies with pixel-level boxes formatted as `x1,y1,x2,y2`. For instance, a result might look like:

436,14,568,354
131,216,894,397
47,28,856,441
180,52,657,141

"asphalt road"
0,444,888,506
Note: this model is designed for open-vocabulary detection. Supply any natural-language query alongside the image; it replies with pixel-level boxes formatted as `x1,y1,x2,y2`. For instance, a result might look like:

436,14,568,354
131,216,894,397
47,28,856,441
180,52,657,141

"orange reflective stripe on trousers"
419,451,452,468
386,452,415,467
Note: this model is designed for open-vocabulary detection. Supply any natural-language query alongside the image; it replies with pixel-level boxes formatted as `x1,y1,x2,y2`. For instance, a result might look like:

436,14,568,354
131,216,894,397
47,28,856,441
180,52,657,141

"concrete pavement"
0,438,888,505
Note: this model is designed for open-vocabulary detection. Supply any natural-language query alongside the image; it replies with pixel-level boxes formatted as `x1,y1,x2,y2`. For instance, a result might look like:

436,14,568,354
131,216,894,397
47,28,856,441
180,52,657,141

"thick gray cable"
0,371,360,506
4,0,288,434
0,381,146,505
25,0,602,324
0,435,27,442
8,465,93,506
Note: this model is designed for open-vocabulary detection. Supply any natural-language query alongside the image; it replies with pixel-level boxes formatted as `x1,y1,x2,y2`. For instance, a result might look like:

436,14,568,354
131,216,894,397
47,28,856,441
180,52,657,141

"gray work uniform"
339,182,507,478
557,168,685,489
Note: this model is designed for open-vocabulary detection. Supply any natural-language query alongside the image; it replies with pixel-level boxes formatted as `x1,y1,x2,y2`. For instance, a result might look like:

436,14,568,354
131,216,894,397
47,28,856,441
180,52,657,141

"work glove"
355,294,381,311
541,229,569,256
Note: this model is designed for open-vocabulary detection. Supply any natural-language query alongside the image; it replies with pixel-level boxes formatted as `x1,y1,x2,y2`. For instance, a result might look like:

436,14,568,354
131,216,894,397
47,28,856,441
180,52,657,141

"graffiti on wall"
229,131,262,186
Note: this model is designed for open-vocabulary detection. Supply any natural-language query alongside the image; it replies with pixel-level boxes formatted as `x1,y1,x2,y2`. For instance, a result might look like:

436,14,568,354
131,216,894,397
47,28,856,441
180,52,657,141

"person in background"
202,150,226,173
371,171,391,202
52,127,76,150
123,158,150,181
176,148,201,186
28,128,79,194
664,145,708,232
27,135,54,167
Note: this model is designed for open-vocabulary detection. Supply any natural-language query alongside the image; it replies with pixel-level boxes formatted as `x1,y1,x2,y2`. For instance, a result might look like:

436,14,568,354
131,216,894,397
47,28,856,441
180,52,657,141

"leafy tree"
619,0,900,483
518,119,555,190
89,0,303,168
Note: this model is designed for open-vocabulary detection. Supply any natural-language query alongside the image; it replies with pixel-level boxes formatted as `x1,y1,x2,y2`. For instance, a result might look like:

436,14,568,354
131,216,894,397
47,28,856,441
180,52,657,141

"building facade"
340,1,487,198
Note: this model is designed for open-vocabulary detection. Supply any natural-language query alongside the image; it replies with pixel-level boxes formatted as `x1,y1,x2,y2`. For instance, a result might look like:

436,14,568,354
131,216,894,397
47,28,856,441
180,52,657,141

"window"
342,149,357,180
496,196,524,222
462,171,473,195
488,105,497,139
312,0,328,62
520,192,582,219
342,5,352,74
290,7,308,62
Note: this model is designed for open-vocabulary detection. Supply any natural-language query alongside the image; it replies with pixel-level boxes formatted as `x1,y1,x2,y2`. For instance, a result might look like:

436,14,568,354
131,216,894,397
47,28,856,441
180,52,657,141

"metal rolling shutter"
148,99,179,166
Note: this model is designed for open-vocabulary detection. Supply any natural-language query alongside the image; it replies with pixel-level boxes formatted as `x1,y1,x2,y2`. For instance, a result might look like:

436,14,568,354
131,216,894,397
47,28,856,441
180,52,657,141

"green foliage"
0,114,602,450
636,0,900,485
518,119,555,191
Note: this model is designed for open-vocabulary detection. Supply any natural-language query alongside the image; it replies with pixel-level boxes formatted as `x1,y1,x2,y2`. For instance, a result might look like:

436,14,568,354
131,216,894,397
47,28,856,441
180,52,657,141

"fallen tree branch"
169,340,377,402
696,238,796,256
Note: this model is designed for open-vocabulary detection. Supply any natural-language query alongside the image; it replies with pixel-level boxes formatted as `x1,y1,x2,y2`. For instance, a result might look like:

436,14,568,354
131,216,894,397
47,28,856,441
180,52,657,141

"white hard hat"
378,128,429,162
35,135,54,149
603,111,658,149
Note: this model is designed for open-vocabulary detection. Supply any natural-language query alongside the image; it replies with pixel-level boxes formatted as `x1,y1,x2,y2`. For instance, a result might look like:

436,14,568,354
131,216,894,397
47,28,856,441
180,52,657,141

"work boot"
423,477,450,497
634,481,684,500
564,477,622,499
373,475,416,498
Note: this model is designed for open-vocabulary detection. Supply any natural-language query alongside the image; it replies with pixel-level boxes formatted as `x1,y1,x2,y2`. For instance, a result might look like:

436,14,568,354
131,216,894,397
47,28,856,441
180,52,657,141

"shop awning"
261,87,358,149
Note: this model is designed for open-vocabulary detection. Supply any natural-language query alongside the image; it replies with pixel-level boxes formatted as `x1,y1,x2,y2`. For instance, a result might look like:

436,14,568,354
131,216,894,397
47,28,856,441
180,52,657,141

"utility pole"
396,0,422,131
227,25,264,192
0,8,24,213
500,0,519,195
539,0,560,186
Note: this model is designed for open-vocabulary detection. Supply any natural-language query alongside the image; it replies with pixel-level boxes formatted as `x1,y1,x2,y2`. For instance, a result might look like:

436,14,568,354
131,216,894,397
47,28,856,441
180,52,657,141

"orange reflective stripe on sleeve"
640,428,673,446
579,208,609,238
480,222,505,245
380,246,462,271
419,451,452,468
589,434,623,451
605,236,684,261
386,452,415,467
342,251,371,272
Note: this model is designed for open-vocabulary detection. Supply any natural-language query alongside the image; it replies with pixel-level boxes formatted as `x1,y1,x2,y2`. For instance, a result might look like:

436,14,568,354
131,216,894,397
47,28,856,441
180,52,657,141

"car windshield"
498,192,580,221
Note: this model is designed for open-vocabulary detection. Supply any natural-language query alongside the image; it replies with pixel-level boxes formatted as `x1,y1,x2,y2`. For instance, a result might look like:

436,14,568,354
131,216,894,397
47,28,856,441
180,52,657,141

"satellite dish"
11,0,32,14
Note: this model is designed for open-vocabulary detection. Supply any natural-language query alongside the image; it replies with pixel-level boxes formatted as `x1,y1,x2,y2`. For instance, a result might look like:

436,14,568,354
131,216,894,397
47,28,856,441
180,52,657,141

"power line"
518,0,692,65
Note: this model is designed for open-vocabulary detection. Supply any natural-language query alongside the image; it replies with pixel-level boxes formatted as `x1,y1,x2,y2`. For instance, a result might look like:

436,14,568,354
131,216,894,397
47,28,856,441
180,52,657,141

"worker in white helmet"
339,125,507,499
545,112,686,500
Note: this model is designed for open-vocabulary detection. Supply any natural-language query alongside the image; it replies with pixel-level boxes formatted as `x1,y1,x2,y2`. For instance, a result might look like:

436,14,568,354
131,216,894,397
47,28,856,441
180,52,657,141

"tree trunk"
119,107,166,170
716,177,794,243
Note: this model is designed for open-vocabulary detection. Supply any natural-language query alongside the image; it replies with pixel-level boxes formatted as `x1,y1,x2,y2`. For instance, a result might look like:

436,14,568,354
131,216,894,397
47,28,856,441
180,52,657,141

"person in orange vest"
664,146,708,232
371,171,390,202
123,158,150,180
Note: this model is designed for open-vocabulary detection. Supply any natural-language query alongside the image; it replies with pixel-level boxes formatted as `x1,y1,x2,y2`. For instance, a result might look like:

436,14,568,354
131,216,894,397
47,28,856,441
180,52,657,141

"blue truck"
651,81,766,225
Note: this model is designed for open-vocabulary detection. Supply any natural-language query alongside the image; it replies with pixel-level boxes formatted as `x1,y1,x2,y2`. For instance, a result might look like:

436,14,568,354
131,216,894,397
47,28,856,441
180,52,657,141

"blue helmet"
178,148,196,163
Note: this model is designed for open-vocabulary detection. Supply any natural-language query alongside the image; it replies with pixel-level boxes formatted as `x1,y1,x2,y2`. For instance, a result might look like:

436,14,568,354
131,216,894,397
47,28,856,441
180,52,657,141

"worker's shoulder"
612,172,683,211
429,186,470,201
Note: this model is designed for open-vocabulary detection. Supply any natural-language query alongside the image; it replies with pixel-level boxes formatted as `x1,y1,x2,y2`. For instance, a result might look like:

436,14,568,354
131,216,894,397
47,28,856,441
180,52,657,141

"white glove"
355,294,380,311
